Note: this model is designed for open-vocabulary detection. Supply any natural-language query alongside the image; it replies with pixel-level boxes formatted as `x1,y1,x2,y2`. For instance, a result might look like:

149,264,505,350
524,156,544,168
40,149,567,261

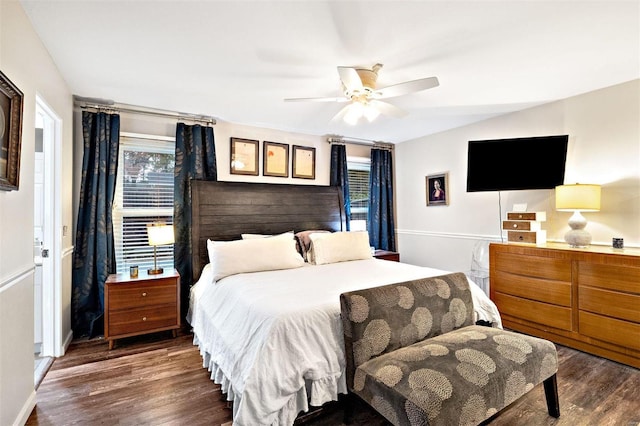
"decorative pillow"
294,230,331,262
308,231,372,265
207,232,303,282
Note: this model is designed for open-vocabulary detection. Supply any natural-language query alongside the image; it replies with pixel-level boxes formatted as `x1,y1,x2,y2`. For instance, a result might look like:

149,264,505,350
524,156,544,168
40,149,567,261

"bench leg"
543,374,560,418
342,393,355,424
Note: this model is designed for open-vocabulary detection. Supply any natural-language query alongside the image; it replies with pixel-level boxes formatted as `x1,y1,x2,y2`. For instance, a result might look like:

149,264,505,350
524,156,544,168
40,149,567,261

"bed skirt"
193,333,348,426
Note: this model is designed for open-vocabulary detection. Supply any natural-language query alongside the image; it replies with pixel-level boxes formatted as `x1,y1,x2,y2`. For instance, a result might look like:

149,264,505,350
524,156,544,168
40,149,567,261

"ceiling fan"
284,63,439,125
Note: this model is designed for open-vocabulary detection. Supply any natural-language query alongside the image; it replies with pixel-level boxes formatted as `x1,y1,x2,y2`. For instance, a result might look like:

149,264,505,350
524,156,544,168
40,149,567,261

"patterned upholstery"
340,273,559,426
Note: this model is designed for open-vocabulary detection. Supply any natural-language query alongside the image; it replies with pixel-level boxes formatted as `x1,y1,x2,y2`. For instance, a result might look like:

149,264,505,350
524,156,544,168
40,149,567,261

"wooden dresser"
105,269,180,349
490,242,640,368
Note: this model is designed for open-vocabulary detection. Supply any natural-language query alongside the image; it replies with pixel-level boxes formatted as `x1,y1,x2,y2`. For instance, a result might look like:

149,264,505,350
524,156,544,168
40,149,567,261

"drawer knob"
142,316,147,321
142,292,147,297
513,224,518,228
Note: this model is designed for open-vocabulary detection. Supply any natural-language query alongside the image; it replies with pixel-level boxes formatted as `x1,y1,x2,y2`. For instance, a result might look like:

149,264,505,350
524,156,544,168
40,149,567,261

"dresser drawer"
493,270,571,306
578,262,640,294
494,251,571,282
506,212,545,221
579,311,640,351
108,304,178,336
493,292,573,331
502,220,541,231
507,230,546,244
579,286,640,323
108,282,177,311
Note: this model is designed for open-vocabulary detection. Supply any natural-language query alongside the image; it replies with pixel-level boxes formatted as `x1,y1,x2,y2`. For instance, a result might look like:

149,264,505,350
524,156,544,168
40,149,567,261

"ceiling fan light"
363,104,380,122
344,102,364,125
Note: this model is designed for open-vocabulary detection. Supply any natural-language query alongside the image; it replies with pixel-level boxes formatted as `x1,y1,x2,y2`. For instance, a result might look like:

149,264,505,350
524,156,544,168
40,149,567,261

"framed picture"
263,141,289,177
0,70,24,191
426,172,449,206
292,145,315,179
230,137,259,176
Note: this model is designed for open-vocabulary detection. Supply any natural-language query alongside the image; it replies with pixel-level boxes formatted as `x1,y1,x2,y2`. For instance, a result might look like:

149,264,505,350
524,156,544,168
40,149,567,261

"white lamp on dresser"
555,183,601,247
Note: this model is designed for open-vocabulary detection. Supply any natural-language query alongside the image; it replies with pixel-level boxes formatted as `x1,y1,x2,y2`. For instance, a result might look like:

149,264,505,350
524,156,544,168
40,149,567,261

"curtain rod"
327,136,394,150
74,96,216,126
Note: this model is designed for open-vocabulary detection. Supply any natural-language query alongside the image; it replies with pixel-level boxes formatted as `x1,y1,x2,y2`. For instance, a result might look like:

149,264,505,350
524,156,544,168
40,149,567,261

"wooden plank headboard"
190,180,347,282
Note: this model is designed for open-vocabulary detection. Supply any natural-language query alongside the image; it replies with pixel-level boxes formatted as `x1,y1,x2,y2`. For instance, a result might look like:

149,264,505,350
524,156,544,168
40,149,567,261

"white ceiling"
20,1,640,143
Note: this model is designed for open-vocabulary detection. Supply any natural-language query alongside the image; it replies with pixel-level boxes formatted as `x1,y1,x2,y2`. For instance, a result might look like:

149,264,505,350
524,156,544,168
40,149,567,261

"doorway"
34,96,61,386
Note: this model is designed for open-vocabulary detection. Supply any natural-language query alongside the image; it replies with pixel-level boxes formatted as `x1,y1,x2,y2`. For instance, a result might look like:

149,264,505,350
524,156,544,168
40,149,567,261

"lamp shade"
147,224,175,246
555,184,601,212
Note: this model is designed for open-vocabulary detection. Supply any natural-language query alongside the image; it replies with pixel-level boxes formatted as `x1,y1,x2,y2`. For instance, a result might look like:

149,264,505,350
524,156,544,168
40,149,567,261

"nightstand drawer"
108,304,178,336
109,282,177,311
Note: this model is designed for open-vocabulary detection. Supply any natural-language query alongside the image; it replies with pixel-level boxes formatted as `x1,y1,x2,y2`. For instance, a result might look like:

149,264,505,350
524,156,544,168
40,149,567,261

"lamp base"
564,210,592,248
564,230,592,248
148,267,164,275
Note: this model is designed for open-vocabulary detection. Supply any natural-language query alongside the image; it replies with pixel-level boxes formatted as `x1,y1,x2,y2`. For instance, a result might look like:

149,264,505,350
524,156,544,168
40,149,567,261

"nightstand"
105,268,180,349
374,249,400,262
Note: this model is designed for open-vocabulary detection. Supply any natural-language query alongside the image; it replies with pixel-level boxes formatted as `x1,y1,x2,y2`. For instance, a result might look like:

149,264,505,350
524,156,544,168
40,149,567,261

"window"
347,158,371,231
113,134,175,274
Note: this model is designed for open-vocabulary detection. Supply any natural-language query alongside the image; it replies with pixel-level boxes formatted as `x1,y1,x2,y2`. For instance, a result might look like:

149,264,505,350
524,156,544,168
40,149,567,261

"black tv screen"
466,135,568,192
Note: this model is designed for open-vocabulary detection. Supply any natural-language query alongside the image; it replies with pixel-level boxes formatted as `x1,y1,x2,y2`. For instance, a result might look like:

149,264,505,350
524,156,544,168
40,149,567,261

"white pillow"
308,231,373,265
207,232,303,282
241,233,270,239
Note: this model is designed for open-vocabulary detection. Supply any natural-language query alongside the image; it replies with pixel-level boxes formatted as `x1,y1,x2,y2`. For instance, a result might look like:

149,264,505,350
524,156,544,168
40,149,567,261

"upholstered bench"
340,273,559,425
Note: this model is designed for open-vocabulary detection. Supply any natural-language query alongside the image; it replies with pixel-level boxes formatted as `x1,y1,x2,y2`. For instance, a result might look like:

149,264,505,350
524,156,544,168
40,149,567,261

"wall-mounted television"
466,135,568,192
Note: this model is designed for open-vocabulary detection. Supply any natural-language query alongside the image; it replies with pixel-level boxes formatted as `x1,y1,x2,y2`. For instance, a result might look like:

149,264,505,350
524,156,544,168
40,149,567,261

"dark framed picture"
230,137,259,176
426,172,449,206
292,145,315,179
263,141,289,177
0,70,24,191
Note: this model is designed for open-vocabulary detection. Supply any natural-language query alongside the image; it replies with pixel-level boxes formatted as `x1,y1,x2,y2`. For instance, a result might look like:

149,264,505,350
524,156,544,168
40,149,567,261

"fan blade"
284,96,349,103
337,67,363,92
375,76,439,99
369,100,408,118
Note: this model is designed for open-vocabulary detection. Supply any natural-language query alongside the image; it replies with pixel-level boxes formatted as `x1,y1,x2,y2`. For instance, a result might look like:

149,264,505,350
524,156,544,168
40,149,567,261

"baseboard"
59,329,74,357
13,390,36,426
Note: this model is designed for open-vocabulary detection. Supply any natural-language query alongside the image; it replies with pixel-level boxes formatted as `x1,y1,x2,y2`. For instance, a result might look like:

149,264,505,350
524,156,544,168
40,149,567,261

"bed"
186,180,502,426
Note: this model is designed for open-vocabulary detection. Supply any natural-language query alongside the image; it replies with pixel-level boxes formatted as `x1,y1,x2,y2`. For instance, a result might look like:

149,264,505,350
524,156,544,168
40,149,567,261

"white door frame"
36,95,63,357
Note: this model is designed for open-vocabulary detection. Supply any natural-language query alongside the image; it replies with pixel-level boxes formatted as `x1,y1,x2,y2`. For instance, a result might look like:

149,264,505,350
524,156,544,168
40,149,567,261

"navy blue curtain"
174,123,217,317
368,148,396,251
329,144,351,231
71,111,120,338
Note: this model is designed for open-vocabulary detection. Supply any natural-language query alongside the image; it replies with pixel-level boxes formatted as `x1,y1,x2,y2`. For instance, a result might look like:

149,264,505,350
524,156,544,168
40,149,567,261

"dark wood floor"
27,328,640,426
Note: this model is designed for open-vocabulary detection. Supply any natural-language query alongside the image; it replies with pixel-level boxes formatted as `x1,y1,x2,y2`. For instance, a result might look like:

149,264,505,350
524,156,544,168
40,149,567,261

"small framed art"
0,70,24,191
230,137,259,176
292,145,315,179
263,141,289,177
426,172,449,206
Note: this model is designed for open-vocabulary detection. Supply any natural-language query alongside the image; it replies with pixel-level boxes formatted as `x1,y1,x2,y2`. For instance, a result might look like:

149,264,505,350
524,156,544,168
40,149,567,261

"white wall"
0,1,73,424
395,80,640,272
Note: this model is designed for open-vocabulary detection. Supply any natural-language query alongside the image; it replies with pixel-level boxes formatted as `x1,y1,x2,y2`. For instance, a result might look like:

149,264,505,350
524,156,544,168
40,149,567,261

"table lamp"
147,223,174,275
555,184,601,247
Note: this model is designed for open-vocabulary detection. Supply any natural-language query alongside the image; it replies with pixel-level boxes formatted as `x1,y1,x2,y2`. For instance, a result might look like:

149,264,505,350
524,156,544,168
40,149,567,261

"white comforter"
188,259,502,426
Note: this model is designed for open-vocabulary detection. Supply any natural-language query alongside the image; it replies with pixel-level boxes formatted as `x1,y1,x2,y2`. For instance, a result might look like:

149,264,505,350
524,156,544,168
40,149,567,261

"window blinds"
113,135,175,274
